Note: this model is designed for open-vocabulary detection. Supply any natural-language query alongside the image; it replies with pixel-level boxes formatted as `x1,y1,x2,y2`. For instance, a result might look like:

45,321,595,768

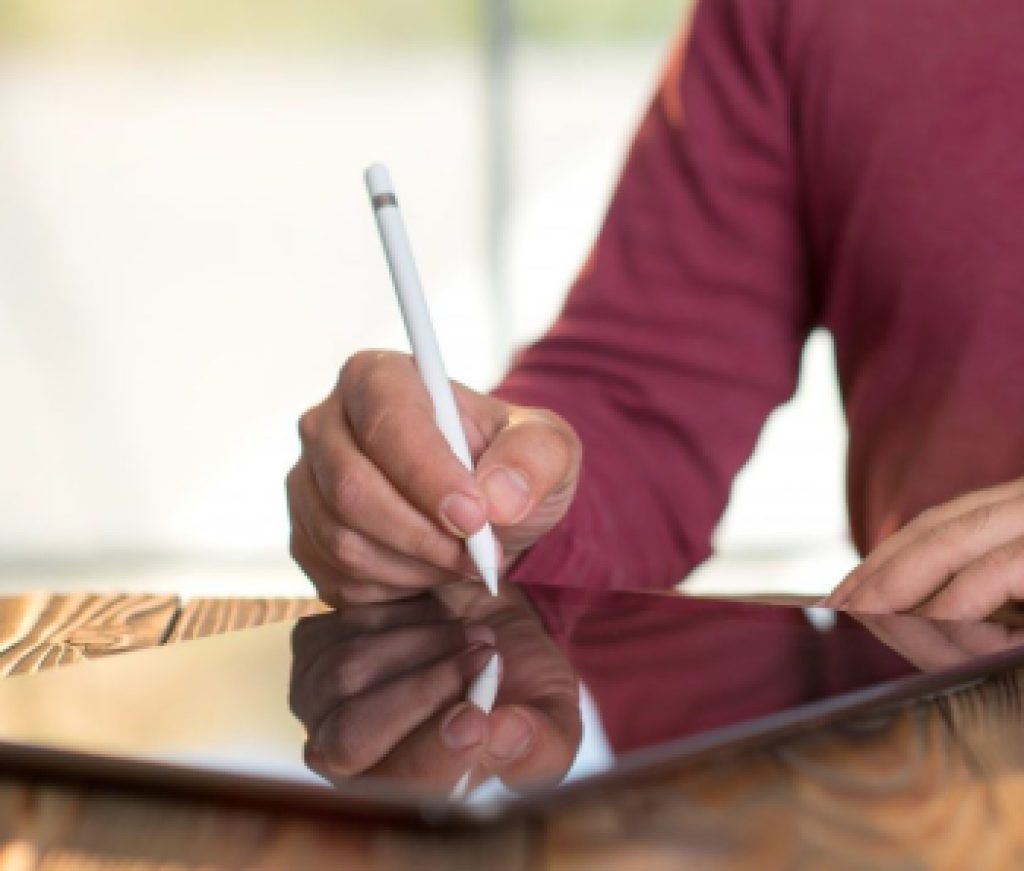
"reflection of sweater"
525,586,911,753
497,0,1024,591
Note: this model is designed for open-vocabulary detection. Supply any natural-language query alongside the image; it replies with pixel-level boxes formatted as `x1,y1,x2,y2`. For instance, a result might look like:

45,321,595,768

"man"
287,0,1024,619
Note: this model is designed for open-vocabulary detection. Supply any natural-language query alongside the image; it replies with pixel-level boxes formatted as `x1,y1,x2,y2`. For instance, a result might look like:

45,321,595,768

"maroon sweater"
498,0,1024,591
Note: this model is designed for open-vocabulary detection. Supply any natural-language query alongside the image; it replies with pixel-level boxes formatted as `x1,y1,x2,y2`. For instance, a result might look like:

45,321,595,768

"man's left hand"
822,478,1024,619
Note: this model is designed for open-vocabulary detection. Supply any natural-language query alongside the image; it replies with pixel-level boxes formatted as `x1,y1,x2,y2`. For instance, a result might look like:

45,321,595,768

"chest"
788,1,1024,304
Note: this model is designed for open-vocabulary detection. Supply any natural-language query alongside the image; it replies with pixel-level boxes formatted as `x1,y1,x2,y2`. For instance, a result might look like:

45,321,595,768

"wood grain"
541,687,1024,869
0,780,532,871
166,597,327,643
0,594,178,677
2,594,1024,868
4,669,1024,870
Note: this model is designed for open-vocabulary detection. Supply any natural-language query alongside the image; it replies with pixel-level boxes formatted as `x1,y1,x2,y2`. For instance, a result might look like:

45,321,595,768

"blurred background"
0,0,855,599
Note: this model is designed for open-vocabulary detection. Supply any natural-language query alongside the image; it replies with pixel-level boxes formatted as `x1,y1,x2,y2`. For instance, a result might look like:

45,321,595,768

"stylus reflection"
288,581,1024,803
288,582,582,799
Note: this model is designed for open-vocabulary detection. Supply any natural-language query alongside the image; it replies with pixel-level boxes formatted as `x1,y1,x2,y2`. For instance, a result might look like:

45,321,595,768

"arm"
286,0,811,606
497,0,813,589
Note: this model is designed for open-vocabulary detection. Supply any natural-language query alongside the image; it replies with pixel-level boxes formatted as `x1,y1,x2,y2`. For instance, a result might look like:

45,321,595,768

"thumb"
474,408,581,552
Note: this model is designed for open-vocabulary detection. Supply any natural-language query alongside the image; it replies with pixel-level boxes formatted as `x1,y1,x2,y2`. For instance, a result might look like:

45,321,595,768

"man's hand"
823,478,1024,619
289,586,582,793
287,350,581,606
854,612,1024,672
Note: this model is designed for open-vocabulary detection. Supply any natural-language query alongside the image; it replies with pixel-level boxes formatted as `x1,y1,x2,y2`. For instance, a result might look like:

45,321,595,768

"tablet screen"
0,581,1021,821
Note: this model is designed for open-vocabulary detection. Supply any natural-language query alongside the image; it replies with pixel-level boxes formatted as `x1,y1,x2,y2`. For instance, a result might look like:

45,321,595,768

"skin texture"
288,356,1024,619
822,479,1024,619
287,350,581,606
289,585,582,793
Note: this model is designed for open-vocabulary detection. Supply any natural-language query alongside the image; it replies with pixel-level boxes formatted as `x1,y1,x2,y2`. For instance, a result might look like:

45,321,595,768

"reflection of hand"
286,350,581,606
822,479,1024,619
289,584,581,794
854,612,1024,672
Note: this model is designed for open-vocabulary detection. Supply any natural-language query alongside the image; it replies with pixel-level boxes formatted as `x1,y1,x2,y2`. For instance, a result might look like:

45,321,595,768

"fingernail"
481,468,531,524
441,702,486,751
465,623,497,647
440,492,487,537
488,710,533,762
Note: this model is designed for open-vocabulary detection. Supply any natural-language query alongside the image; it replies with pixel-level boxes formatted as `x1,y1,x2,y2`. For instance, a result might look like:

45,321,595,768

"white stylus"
450,652,502,800
365,163,499,596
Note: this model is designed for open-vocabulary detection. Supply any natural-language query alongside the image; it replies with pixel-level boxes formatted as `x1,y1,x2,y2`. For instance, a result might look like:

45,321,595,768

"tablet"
0,580,1021,825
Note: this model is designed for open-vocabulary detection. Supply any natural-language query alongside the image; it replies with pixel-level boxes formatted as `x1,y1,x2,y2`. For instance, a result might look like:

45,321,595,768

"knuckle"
346,352,396,406
317,582,350,610
919,516,970,554
288,530,303,563
286,685,305,721
321,719,367,776
530,408,580,460
329,467,368,520
980,538,1024,575
285,464,305,507
540,424,576,473
503,413,579,492
908,505,942,534
951,503,999,539
297,407,321,446
332,648,374,696
405,524,455,569
339,350,377,391
330,528,368,574
408,661,458,713
360,403,396,451
531,406,572,436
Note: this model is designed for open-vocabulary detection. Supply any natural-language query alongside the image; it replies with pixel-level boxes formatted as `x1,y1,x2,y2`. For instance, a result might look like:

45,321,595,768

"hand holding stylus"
365,163,502,594
286,169,581,608
288,586,581,794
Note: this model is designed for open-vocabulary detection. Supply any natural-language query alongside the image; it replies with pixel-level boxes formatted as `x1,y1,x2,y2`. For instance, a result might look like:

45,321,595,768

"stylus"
450,652,501,799
365,163,499,596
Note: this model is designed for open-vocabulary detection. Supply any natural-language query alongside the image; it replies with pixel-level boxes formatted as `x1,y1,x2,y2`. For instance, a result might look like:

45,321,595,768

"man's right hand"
286,350,581,606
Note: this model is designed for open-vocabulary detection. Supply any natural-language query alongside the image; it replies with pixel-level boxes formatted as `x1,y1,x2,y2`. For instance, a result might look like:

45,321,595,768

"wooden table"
0,592,1022,870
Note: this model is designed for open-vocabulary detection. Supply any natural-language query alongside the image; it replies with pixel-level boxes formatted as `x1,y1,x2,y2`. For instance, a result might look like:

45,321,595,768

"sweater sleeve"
494,0,812,591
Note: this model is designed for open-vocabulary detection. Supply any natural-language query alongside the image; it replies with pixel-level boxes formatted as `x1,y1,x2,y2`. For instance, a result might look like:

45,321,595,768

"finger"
359,702,493,790
483,702,582,791
340,352,502,538
289,459,471,592
289,517,417,608
855,613,968,671
917,536,1024,621
475,408,580,540
314,643,495,777
826,482,1024,607
932,620,1024,660
291,616,473,708
290,621,495,728
291,595,450,658
832,493,1024,613
300,400,468,573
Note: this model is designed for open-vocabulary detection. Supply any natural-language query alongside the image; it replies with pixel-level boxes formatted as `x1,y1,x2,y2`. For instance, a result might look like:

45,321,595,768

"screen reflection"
289,583,583,798
286,581,1024,802
1,581,1023,815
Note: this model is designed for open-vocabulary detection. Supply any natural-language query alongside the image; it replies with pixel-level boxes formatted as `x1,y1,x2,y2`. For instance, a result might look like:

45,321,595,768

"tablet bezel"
0,617,1019,828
